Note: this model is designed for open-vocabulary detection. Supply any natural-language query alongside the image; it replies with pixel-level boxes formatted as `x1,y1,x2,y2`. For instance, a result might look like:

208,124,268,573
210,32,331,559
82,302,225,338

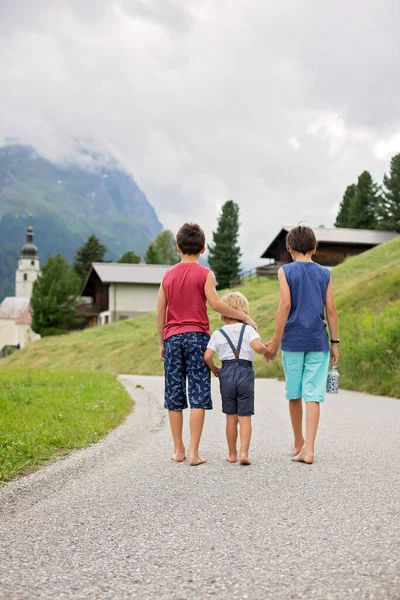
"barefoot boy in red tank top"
156,223,257,465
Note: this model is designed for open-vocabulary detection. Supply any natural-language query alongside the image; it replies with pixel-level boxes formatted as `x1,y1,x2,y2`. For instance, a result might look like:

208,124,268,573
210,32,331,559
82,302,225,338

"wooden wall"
83,270,109,312
268,239,375,267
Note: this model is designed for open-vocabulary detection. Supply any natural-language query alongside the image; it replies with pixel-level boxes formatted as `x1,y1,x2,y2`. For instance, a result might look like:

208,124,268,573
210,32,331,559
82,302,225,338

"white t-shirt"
207,323,261,362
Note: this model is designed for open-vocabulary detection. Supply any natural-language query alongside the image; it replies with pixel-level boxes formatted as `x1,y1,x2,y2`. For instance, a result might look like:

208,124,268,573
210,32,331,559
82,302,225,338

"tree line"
31,231,178,336
31,200,242,337
335,153,400,232
30,146,400,339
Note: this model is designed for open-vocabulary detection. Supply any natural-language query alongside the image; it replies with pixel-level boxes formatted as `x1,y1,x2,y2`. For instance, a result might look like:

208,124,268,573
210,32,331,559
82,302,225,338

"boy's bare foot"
291,451,314,464
239,455,252,465
189,455,207,466
226,454,237,463
292,442,304,456
171,451,186,462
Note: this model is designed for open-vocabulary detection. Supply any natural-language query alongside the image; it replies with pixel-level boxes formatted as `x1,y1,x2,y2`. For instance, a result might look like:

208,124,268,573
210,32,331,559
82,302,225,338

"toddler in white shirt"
204,292,267,465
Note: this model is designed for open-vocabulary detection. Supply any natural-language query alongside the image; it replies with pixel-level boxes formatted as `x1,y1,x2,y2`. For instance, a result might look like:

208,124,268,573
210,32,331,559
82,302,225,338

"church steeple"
15,216,41,299
20,216,39,259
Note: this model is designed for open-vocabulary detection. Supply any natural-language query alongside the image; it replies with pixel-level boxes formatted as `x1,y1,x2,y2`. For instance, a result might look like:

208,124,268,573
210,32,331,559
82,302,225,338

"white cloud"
288,137,300,150
374,134,400,161
1,0,400,268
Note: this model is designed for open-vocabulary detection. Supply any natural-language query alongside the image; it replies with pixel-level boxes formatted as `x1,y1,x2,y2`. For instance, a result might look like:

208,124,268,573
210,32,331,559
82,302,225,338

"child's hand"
159,344,165,361
330,344,339,365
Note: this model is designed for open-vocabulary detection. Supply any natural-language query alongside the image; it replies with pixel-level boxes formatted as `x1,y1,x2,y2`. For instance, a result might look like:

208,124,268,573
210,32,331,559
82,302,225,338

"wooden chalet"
258,226,398,276
76,263,170,328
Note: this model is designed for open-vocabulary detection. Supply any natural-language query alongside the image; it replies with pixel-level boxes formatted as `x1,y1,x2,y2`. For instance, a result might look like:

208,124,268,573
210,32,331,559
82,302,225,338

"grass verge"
2,236,400,398
0,368,133,483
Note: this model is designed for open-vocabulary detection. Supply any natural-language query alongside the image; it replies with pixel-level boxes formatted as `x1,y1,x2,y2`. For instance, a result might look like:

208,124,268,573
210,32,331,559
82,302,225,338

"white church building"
0,222,41,352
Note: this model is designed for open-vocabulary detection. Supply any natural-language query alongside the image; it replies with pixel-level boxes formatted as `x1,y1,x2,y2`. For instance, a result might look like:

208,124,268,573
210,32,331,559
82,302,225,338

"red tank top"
162,262,210,340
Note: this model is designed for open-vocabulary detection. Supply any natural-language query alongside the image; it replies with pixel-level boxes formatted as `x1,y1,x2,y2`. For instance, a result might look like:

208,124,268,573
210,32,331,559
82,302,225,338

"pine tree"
73,235,107,284
145,231,179,265
208,200,242,290
118,250,141,264
31,254,81,336
144,242,160,264
347,171,381,229
380,153,400,232
335,184,357,227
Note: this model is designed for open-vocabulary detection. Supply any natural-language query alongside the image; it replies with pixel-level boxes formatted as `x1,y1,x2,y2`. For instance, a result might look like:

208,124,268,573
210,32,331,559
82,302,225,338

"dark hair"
286,225,317,254
176,223,206,255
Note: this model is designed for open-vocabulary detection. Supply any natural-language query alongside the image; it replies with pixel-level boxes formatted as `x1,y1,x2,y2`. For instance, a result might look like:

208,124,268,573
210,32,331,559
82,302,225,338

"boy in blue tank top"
266,225,339,464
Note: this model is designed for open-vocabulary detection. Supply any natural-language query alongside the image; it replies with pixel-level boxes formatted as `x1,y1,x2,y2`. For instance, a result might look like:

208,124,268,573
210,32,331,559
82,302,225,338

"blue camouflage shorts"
164,332,212,411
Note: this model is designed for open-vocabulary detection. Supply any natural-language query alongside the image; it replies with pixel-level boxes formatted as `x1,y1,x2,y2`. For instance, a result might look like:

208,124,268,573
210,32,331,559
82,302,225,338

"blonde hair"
221,291,249,322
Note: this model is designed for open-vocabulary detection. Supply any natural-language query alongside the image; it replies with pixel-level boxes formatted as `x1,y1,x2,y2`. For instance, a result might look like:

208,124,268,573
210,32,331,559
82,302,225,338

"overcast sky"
1,1,400,267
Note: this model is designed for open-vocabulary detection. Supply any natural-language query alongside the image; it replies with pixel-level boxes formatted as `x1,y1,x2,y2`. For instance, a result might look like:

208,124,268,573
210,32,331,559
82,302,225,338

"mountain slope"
0,144,162,299
3,236,400,398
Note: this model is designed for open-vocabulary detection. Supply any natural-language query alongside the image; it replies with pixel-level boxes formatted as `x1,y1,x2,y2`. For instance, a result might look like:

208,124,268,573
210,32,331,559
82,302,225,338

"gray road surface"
0,376,399,600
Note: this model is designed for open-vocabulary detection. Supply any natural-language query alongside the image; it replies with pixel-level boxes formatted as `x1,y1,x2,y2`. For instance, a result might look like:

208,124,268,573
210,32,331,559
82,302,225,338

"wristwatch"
330,339,340,344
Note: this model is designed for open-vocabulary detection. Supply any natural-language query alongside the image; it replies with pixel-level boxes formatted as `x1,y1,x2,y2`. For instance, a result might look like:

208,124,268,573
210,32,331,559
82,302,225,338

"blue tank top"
281,261,331,352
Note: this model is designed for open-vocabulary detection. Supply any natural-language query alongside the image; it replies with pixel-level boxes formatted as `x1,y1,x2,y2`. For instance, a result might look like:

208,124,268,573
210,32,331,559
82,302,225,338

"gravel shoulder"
0,376,399,600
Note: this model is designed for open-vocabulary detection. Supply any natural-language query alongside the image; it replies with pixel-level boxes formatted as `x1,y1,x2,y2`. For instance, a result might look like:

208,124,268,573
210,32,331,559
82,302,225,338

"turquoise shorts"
281,351,330,403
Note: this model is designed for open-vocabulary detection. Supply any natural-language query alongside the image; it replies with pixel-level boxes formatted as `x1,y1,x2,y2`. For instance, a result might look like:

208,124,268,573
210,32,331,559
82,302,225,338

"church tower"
15,220,41,299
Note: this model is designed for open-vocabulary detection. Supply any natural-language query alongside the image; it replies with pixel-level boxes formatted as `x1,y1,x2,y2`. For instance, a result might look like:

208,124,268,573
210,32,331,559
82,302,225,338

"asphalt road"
0,376,399,600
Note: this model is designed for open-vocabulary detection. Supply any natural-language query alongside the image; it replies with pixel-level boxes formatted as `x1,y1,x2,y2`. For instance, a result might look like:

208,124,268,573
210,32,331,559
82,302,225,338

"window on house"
24,274,28,281
31,260,35,266
104,315,109,324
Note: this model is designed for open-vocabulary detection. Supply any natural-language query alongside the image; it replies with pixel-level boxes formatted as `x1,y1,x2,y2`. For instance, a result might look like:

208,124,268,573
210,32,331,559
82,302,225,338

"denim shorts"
218,359,255,417
164,332,212,411
281,351,330,403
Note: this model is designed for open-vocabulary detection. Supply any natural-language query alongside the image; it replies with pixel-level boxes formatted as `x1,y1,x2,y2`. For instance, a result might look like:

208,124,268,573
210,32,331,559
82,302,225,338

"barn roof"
261,226,398,258
0,297,31,324
88,263,171,285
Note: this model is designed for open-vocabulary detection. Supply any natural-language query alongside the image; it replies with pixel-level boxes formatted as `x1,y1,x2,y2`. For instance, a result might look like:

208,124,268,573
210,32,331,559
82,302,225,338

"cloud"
288,137,300,151
0,0,399,267
374,134,400,161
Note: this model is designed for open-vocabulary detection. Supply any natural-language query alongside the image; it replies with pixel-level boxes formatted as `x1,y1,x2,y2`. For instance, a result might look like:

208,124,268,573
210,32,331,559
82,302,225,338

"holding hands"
264,338,279,362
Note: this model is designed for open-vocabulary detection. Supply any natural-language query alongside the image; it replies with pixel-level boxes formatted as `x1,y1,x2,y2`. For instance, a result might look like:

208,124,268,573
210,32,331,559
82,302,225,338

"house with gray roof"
260,226,398,270
77,262,171,327
0,297,40,352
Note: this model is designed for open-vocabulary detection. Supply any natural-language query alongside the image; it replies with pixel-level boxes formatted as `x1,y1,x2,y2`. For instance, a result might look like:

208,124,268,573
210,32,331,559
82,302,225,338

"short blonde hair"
221,291,249,321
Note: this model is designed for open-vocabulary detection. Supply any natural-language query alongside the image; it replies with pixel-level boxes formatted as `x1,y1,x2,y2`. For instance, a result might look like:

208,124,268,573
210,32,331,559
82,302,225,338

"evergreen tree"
208,200,242,290
145,231,179,264
31,254,81,337
73,235,107,284
118,250,141,264
335,184,357,227
144,242,160,264
347,171,381,229
380,153,400,232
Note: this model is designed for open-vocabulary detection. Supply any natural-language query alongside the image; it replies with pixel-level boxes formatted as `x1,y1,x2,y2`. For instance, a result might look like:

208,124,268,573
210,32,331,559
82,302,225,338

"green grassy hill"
3,236,400,397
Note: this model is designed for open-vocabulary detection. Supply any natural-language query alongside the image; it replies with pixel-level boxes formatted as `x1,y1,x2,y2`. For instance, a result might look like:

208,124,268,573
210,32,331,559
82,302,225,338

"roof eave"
260,250,277,259
81,264,100,296
103,279,162,285
316,240,378,246
259,227,288,259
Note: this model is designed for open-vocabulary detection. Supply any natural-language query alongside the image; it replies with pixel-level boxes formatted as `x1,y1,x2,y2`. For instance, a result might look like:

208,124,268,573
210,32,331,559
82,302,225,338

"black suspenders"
218,323,247,359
